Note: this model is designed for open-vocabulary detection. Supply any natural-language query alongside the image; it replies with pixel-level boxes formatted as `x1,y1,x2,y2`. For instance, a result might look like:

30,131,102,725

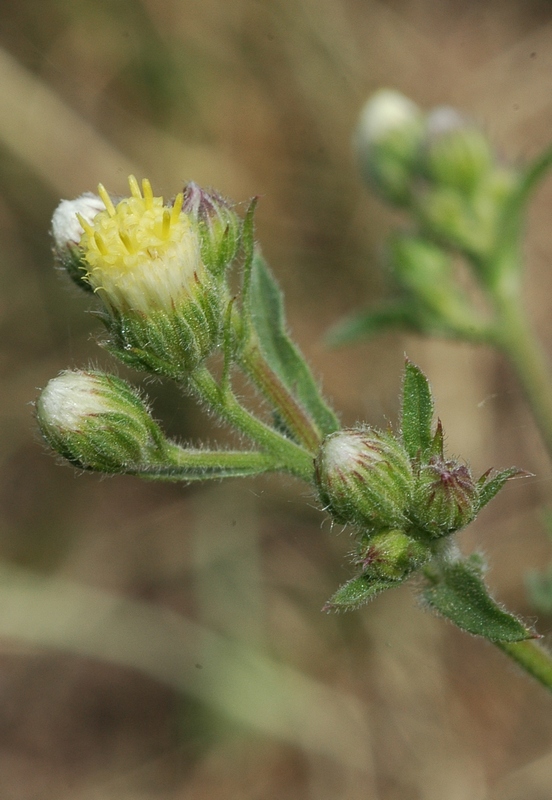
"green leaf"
323,574,400,612
249,251,339,436
423,556,534,642
325,303,421,346
400,360,434,460
476,467,526,512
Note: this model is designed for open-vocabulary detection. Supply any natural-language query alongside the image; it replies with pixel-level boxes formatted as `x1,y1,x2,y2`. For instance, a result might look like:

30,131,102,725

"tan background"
0,1,552,797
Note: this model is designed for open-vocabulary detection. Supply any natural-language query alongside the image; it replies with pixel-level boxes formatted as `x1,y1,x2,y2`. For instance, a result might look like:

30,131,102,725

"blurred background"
1,0,552,797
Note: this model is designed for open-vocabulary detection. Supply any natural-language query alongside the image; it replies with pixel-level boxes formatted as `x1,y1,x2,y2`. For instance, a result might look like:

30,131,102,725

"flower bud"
355,89,424,206
51,192,106,291
36,370,168,473
314,428,414,530
76,176,227,377
412,456,478,537
422,107,494,194
355,528,432,581
182,182,240,276
389,235,482,331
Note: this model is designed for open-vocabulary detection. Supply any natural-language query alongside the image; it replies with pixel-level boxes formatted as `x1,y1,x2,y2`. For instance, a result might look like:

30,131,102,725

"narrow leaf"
476,467,528,512
423,557,534,642
428,419,445,459
249,251,339,436
401,360,434,460
326,303,421,347
323,574,399,612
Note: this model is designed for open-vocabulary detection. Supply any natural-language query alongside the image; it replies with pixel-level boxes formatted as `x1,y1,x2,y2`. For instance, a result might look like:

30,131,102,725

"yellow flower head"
78,176,204,314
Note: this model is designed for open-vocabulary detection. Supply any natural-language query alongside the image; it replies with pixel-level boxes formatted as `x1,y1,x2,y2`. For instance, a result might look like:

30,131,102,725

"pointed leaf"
323,574,399,612
428,419,445,459
249,251,339,436
401,360,434,460
326,303,421,347
476,467,526,512
423,557,534,642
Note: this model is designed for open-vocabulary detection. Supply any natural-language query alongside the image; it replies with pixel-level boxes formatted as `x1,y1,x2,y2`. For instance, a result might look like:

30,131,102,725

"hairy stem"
189,366,315,482
496,639,552,693
133,447,280,481
241,342,322,453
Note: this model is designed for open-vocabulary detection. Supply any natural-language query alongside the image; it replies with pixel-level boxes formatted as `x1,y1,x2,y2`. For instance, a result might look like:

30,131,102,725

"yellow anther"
171,193,184,224
161,208,171,239
118,230,134,254
142,179,154,209
97,184,116,217
128,175,142,199
76,213,93,237
94,232,108,256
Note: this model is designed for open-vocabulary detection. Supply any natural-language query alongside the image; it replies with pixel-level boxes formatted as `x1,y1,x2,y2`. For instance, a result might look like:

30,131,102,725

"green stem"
241,343,322,453
134,447,279,481
189,366,315,483
495,639,552,693
491,291,552,462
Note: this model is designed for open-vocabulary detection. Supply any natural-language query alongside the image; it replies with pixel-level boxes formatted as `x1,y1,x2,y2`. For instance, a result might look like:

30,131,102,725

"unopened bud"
182,182,240,275
355,89,424,205
413,456,478,537
37,370,168,473
51,192,106,291
423,106,495,194
315,428,414,530
422,106,494,194
389,235,481,330
355,528,432,581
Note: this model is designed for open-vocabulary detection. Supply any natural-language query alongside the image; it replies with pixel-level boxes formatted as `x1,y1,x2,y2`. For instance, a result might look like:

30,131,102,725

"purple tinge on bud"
182,182,228,220
314,428,414,530
181,182,240,274
413,455,478,536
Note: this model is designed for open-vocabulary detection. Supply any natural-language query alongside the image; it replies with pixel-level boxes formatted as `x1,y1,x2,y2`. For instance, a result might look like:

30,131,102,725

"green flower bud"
51,192,106,291
412,455,478,537
76,176,228,378
37,370,169,473
355,528,432,581
389,234,483,332
182,182,240,276
323,528,432,612
355,89,424,206
314,428,414,530
417,185,494,258
422,106,494,194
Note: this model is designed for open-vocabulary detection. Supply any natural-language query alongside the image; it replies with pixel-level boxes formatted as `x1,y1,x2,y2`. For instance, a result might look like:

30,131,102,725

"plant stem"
134,447,279,481
495,639,552,693
491,290,552,462
241,343,322,453
189,366,315,482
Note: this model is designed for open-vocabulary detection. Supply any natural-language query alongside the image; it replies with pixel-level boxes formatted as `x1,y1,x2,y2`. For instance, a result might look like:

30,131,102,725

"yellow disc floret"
78,176,203,315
